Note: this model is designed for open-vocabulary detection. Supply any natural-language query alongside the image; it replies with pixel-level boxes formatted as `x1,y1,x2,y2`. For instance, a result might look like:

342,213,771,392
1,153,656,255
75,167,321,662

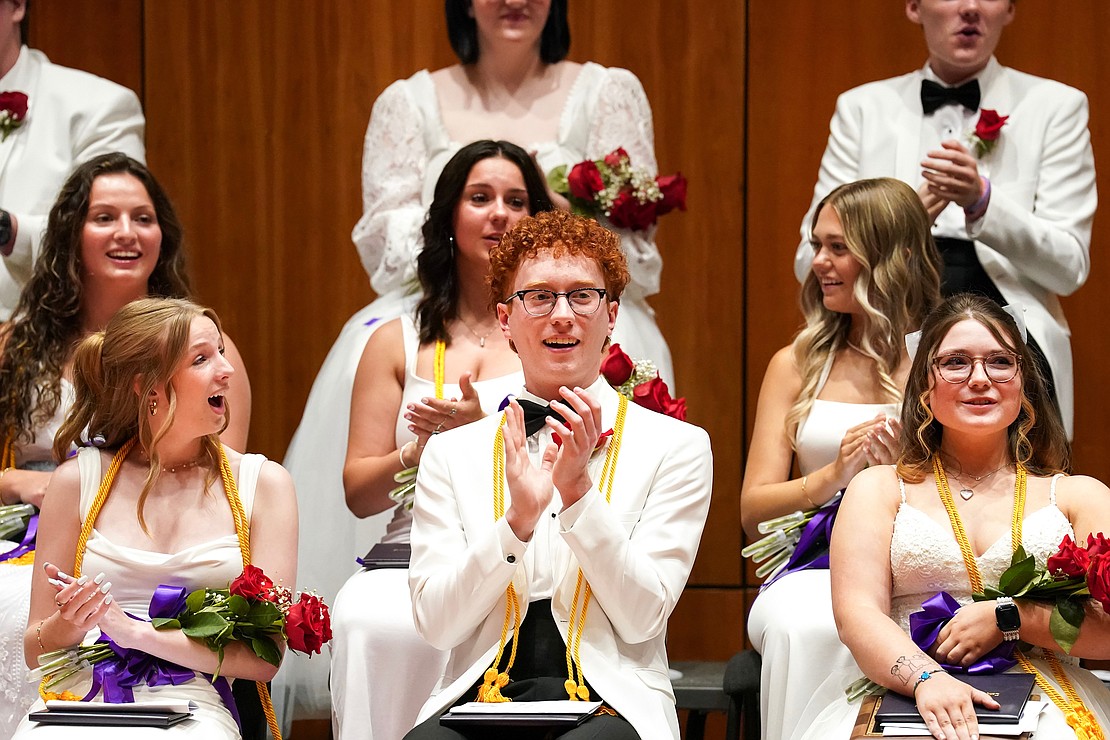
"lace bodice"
889,477,1072,630
351,62,662,300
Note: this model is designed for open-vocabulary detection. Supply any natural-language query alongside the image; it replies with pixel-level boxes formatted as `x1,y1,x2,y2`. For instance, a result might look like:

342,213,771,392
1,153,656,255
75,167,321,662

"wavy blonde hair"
896,294,1070,482
55,298,230,532
786,178,941,443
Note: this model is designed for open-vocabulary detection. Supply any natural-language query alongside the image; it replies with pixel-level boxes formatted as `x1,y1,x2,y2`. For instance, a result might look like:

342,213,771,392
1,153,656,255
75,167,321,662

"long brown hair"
55,298,227,531
896,293,1070,482
0,153,191,450
787,178,941,442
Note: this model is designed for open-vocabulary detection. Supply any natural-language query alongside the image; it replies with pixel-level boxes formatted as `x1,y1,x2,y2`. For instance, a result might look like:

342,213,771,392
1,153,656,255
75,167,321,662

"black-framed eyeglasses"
502,288,608,317
932,352,1021,384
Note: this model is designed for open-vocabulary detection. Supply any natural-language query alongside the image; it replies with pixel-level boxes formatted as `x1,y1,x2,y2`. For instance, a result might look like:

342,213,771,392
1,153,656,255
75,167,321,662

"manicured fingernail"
77,575,89,586
100,581,112,593
56,570,70,581
48,578,65,588
93,573,105,585
104,595,113,605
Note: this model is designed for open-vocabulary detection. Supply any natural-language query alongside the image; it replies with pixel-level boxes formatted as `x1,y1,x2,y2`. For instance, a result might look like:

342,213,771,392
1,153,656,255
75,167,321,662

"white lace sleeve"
586,68,663,299
350,80,429,294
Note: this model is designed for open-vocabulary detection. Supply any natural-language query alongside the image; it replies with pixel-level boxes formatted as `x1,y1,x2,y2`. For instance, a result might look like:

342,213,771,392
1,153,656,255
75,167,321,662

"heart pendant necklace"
954,462,1009,501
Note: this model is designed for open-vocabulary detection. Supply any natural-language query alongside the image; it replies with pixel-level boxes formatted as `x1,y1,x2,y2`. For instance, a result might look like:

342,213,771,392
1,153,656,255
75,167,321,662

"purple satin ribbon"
908,591,1017,674
762,499,841,590
83,584,241,730
0,513,37,563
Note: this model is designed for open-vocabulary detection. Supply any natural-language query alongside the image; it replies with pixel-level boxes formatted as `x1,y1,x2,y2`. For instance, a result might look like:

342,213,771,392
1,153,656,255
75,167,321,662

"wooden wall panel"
570,2,746,588
747,1,1110,484
141,1,456,459
25,0,142,94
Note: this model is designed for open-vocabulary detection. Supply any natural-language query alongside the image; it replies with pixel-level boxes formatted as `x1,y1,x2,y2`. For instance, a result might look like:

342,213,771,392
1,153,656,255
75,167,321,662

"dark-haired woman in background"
327,140,546,739
279,0,671,724
0,153,250,737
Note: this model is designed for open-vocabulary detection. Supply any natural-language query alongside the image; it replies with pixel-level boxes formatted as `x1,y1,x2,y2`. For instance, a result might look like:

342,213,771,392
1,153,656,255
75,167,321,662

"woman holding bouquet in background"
329,140,541,740
793,294,1110,740
0,153,250,738
741,178,941,740
279,0,676,723
14,297,295,739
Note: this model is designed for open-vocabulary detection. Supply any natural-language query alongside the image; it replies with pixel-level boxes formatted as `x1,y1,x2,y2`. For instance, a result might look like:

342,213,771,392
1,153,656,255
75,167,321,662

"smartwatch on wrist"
995,596,1021,641
0,209,12,253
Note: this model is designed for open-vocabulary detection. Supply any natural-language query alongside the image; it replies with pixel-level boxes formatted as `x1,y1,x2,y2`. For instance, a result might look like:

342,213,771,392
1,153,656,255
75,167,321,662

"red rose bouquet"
32,565,332,697
968,108,1008,157
974,533,1110,653
601,343,686,421
0,91,28,142
548,148,687,232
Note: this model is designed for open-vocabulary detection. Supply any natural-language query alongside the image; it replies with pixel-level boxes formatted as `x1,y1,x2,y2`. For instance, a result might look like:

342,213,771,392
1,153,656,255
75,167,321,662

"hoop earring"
149,399,158,417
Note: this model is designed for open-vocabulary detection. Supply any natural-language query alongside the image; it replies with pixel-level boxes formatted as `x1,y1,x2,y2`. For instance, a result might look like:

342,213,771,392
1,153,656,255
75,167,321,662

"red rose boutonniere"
602,343,686,421
0,91,28,142
968,109,1008,158
548,148,687,232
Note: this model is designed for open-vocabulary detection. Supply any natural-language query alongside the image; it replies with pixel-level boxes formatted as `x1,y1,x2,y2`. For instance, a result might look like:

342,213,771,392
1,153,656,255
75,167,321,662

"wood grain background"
28,1,1107,693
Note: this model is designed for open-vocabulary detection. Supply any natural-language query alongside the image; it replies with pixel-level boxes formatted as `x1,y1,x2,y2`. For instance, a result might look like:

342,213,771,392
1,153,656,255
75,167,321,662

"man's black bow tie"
517,398,566,437
920,78,980,115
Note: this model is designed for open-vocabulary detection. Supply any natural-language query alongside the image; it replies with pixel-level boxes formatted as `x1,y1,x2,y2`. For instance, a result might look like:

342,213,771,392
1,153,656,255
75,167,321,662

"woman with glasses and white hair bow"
792,292,1110,740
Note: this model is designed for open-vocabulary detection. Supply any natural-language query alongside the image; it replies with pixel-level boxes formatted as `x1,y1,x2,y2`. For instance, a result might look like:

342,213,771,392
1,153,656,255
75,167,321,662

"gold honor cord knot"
433,340,446,400
479,394,628,703
64,439,286,740
933,455,1102,737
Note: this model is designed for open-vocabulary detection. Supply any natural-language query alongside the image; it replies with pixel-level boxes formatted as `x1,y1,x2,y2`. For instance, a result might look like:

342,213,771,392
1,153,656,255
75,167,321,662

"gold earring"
149,398,157,416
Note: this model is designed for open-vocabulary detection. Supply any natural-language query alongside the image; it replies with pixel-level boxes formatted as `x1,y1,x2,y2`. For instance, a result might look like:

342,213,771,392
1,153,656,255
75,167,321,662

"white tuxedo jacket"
795,58,1097,436
0,46,145,319
409,379,713,740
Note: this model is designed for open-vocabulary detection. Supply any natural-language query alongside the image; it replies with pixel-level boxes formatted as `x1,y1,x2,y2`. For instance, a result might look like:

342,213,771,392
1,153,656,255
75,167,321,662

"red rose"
608,190,657,232
1088,551,1110,614
285,592,333,655
603,148,630,168
567,160,604,201
632,377,687,421
601,343,635,386
1047,535,1090,579
655,173,688,216
229,565,274,601
0,91,28,120
974,109,1008,142
1086,532,1110,559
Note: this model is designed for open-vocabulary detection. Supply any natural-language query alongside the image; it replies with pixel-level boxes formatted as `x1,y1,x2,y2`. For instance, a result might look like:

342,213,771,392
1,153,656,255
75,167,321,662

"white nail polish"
104,595,113,605
93,573,105,585
48,578,65,588
56,571,70,581
100,581,112,593
77,575,88,586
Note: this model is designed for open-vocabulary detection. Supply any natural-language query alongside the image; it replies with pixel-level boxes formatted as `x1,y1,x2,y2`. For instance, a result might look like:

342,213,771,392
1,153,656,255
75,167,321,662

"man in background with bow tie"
405,210,712,740
794,0,1095,438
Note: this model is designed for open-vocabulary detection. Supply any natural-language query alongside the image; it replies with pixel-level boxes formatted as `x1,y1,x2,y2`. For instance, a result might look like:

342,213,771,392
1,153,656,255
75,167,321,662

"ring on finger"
54,597,66,608
434,423,444,434
450,407,457,416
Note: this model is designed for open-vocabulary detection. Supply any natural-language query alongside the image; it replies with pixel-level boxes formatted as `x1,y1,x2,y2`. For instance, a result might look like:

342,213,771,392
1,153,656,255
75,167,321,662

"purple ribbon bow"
82,584,241,729
762,499,841,590
0,513,36,563
908,591,1017,674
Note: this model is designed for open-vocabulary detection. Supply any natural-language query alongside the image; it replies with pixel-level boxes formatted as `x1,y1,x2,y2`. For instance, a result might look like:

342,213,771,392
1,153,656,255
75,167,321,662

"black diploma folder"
29,709,193,727
875,672,1036,726
358,542,411,569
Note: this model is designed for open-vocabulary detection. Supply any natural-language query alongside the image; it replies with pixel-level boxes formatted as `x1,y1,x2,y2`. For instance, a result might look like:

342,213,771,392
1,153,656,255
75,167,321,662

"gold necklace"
139,449,206,474
932,455,1104,739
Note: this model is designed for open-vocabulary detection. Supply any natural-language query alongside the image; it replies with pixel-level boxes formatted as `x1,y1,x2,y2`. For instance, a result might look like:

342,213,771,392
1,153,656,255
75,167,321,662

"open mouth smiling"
543,337,579,349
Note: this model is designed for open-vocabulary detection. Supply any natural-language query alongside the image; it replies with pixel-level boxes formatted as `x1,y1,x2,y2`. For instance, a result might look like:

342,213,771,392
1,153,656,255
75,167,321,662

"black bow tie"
920,78,981,115
516,399,566,437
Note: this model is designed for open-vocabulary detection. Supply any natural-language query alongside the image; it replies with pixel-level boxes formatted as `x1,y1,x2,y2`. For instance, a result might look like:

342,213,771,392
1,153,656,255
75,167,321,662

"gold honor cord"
478,394,628,704
434,340,446,400
64,439,286,740
932,455,1104,739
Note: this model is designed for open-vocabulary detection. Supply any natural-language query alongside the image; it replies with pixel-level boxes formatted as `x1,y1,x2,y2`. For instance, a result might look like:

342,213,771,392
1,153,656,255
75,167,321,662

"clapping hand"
832,414,900,490
502,399,556,542
921,140,983,209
